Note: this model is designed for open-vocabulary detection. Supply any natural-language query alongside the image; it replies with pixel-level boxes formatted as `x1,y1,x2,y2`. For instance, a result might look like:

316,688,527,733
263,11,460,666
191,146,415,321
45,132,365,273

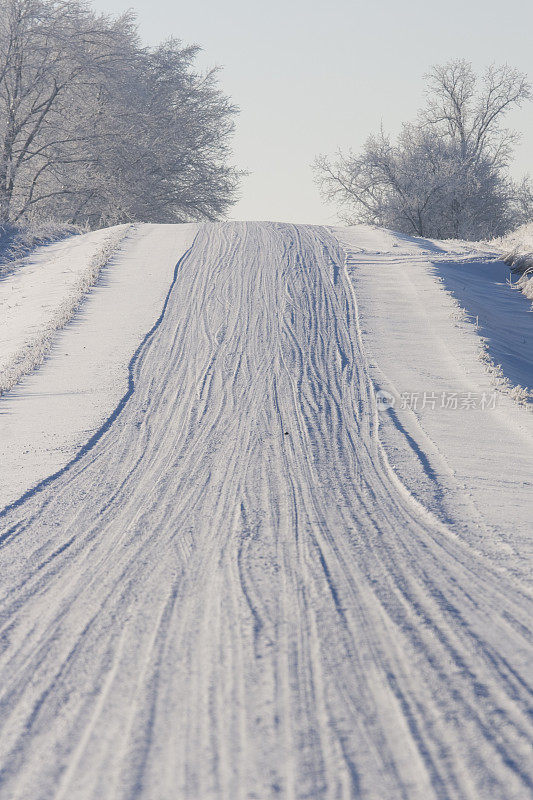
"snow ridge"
0,225,131,397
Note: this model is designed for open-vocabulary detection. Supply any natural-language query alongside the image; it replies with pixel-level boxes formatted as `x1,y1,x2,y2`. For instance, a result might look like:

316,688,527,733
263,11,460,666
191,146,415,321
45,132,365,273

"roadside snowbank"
333,225,533,563
0,224,131,396
0,220,82,278
0,223,197,509
493,221,533,301
494,220,533,254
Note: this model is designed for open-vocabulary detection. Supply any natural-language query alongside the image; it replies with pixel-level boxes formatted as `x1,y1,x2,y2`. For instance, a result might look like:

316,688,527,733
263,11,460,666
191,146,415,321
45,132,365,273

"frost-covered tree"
514,176,533,227
0,0,137,222
314,61,531,239
0,0,240,226
68,39,241,227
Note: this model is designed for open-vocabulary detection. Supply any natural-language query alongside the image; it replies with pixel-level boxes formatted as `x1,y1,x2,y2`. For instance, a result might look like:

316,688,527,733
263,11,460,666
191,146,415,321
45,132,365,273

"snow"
495,220,533,255
0,223,197,508
0,221,531,799
494,221,533,301
0,225,130,394
334,224,533,564
430,257,532,401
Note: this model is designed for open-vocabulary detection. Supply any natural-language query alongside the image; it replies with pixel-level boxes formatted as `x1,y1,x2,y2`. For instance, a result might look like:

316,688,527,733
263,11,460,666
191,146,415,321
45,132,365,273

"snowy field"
0,221,532,799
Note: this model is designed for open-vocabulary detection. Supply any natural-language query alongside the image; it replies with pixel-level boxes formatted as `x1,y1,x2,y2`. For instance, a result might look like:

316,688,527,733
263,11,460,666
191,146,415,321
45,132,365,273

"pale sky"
94,0,533,225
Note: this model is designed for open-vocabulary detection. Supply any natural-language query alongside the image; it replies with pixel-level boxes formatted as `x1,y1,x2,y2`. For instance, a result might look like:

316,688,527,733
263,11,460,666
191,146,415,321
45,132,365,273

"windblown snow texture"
0,222,531,800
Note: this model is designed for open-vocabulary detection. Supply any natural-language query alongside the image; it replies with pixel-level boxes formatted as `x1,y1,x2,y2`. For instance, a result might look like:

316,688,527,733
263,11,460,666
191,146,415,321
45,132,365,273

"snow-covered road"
0,222,532,799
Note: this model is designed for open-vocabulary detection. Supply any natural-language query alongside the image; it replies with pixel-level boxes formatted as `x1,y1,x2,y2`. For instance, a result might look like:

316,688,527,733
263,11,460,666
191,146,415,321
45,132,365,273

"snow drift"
495,221,533,302
0,225,131,396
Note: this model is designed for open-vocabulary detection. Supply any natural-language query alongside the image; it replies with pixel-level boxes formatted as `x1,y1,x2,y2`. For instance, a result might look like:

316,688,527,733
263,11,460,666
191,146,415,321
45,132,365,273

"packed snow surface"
0,223,197,507
0,222,532,800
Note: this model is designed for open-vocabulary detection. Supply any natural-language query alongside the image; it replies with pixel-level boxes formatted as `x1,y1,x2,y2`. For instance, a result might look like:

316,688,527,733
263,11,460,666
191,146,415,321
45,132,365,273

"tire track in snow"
0,222,531,800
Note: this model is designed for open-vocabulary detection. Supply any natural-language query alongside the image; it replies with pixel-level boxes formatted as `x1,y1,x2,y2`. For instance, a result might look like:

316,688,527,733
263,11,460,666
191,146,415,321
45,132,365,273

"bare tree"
73,39,241,226
0,0,138,222
314,60,531,239
0,0,240,227
424,61,529,166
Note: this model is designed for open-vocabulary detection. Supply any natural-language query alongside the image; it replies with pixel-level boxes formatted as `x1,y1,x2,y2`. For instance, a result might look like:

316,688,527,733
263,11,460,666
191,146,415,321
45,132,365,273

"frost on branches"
315,60,531,240
0,0,240,228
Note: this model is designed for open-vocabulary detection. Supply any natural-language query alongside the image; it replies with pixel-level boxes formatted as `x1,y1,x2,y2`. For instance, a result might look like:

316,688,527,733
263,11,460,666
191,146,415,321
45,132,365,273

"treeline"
0,0,240,228
315,61,532,240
